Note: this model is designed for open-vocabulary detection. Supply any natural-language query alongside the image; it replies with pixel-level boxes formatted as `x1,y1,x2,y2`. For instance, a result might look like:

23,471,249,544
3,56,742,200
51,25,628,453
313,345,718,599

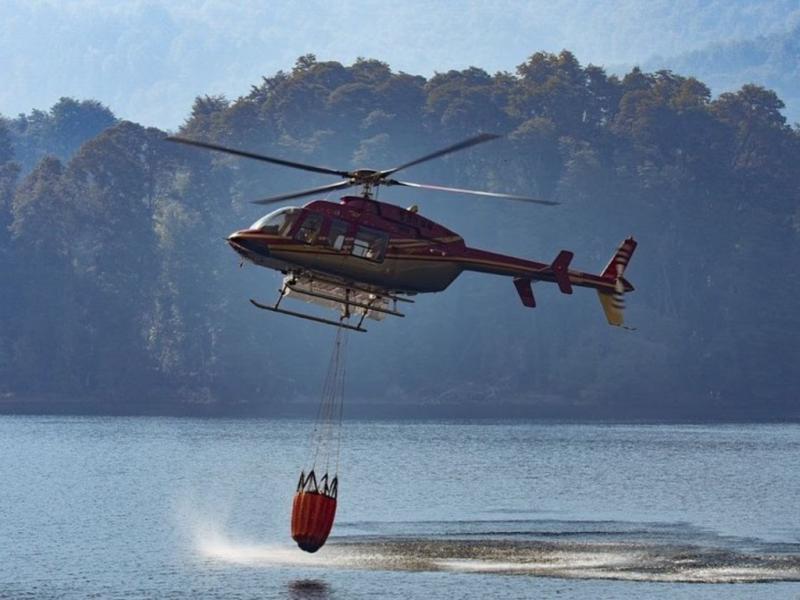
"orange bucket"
291,470,338,552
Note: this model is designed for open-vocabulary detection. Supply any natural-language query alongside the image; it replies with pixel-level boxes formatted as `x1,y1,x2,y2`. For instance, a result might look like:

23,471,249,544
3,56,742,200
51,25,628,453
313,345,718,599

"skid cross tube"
274,285,287,310
295,273,415,304
286,284,406,317
347,283,415,304
355,296,377,330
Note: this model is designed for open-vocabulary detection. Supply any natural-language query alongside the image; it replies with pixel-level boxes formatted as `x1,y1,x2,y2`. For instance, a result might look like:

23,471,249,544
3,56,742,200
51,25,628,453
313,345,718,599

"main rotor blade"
251,180,354,205
386,180,559,205
166,136,349,177
379,133,501,177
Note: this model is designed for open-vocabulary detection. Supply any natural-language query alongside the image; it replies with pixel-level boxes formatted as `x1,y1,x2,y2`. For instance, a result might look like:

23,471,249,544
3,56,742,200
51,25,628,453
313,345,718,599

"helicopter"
166,133,637,332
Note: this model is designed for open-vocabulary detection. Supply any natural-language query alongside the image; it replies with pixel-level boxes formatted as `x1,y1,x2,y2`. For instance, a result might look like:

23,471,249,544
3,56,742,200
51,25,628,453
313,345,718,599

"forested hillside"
647,23,800,124
1,52,798,420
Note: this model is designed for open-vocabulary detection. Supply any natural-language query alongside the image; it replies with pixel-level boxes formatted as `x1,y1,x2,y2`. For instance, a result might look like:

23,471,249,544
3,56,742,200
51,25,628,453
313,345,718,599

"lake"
1,416,798,598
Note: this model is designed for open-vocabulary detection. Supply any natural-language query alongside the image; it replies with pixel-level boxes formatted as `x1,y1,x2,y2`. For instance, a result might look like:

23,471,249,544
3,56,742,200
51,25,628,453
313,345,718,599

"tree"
0,120,14,164
0,120,20,233
2,54,799,419
5,98,116,173
7,156,83,394
11,156,73,254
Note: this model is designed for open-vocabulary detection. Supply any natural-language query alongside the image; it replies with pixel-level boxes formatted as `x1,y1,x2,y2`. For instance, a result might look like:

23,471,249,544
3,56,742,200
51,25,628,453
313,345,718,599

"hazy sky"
2,0,798,129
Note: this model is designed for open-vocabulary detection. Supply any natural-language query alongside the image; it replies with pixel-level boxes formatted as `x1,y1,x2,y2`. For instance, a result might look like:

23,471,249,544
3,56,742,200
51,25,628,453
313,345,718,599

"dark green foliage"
0,122,21,234
0,121,14,165
3,97,117,174
0,54,798,419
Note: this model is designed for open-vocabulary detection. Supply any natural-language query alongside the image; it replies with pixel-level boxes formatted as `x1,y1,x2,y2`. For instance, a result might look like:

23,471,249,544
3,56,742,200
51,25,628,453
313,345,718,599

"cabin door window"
351,227,388,262
326,219,349,251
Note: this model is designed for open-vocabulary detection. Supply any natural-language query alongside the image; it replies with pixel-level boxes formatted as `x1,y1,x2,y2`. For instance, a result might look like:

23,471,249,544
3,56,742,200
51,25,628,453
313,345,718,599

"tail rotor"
597,237,637,328
613,262,626,312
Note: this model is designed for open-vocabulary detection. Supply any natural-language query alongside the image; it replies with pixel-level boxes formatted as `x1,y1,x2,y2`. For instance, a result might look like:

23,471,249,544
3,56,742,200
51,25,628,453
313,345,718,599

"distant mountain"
646,23,800,123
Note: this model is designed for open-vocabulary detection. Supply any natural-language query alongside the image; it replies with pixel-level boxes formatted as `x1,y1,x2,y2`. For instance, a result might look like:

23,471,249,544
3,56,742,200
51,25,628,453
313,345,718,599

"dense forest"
1,52,798,420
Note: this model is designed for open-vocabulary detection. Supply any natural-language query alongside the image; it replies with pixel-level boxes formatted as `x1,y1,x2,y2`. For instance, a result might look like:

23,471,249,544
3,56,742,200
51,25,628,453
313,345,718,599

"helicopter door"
325,218,350,252
294,213,324,244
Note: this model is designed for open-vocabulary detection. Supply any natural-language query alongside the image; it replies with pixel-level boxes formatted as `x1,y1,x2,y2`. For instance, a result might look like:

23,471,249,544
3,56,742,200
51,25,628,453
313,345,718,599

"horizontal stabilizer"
551,250,574,294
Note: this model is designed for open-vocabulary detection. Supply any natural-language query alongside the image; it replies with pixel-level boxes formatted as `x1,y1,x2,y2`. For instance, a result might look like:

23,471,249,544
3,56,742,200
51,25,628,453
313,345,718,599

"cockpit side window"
351,227,388,262
294,213,324,244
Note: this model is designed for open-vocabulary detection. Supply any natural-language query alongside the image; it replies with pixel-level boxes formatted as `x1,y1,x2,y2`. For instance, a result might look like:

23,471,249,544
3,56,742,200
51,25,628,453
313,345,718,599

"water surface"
1,417,798,598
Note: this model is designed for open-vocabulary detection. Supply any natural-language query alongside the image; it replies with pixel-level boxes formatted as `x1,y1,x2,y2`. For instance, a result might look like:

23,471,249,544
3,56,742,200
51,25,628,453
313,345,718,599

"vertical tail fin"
597,237,637,328
601,237,637,280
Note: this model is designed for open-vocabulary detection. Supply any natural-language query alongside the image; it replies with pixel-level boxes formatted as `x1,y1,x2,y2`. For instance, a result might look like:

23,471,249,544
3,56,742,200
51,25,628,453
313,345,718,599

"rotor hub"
348,169,380,182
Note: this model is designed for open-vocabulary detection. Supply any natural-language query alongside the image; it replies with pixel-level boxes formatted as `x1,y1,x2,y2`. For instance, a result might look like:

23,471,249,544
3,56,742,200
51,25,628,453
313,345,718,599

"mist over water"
1,416,799,598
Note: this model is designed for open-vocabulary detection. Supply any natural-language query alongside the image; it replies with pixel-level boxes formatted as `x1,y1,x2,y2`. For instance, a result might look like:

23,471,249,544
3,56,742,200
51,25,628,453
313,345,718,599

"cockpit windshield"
250,207,299,236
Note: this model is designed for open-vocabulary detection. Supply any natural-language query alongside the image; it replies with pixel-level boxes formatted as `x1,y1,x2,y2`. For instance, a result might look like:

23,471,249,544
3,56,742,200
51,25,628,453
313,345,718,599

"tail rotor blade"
613,262,626,309
615,263,625,295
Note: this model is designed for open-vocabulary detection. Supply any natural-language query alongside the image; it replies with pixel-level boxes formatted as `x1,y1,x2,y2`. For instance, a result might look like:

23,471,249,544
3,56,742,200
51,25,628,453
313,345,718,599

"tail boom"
460,237,637,326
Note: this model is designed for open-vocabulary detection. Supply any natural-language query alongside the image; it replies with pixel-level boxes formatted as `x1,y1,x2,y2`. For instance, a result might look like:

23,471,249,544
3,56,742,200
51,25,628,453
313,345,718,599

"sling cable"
291,327,348,552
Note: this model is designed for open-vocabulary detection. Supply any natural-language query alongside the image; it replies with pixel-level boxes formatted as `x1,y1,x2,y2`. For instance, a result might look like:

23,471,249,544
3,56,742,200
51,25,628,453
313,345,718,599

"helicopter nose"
227,231,269,257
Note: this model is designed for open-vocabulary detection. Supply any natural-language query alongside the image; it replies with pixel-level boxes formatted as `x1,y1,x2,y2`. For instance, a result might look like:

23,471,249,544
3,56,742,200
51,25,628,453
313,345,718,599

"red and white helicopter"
167,133,636,332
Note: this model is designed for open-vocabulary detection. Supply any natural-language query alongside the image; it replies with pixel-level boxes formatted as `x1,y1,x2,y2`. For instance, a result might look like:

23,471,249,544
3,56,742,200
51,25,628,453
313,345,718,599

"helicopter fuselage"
227,195,632,297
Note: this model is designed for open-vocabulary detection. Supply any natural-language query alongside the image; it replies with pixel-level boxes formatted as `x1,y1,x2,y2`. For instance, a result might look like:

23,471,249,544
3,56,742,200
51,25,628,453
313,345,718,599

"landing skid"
249,274,409,332
249,299,368,332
